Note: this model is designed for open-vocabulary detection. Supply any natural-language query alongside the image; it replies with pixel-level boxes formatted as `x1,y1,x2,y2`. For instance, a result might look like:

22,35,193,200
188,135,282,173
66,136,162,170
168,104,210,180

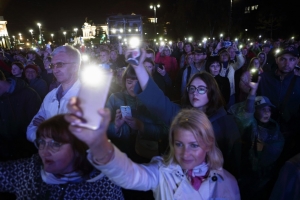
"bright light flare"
82,54,89,61
129,37,140,48
80,66,108,86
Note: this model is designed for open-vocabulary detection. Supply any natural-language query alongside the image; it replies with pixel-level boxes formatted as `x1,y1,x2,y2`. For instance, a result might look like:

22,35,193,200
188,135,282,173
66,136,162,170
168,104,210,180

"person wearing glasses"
0,114,124,199
126,49,241,179
65,106,240,199
26,45,81,143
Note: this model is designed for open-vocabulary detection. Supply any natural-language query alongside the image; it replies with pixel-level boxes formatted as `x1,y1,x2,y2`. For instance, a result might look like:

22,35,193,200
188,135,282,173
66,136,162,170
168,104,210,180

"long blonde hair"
164,109,223,170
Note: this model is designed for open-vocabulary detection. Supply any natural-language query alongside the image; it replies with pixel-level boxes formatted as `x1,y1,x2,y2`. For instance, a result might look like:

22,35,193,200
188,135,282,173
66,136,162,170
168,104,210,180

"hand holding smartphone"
120,106,132,117
77,66,113,130
250,68,259,83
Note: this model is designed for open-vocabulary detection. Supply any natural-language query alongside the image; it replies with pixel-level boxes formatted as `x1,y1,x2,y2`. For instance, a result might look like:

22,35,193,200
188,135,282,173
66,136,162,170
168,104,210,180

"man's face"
276,54,299,74
145,53,155,62
110,51,118,62
262,47,270,54
25,68,37,80
51,53,79,84
194,53,206,63
27,53,35,60
178,42,183,50
99,51,109,63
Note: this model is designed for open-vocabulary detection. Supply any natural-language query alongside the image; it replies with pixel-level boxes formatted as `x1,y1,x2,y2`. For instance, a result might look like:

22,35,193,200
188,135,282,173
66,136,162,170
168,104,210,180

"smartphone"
77,66,113,130
250,68,259,83
126,37,141,65
120,106,132,117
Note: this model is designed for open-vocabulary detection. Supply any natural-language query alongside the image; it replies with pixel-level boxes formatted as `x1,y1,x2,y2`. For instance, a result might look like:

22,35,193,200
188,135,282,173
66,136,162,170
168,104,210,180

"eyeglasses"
48,62,76,69
187,85,208,94
34,139,63,152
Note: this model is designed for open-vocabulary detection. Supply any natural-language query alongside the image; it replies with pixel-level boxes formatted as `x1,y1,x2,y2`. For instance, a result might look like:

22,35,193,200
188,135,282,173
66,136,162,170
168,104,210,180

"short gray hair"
51,45,81,66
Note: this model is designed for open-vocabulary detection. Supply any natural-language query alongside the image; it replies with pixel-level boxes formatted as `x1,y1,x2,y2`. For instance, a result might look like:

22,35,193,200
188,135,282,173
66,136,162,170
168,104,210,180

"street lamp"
37,23,42,44
29,29,33,45
63,31,66,43
74,28,78,36
150,4,160,36
51,34,54,42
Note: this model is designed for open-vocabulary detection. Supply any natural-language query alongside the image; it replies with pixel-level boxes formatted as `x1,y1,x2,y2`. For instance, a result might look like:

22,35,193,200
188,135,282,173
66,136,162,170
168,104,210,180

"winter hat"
25,64,39,74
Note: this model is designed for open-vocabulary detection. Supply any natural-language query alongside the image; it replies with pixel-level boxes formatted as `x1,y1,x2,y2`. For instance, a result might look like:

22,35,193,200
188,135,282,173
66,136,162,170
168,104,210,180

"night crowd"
0,35,300,200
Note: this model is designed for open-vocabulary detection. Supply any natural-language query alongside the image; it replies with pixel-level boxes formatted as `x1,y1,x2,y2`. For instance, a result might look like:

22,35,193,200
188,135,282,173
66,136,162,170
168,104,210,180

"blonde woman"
66,104,240,200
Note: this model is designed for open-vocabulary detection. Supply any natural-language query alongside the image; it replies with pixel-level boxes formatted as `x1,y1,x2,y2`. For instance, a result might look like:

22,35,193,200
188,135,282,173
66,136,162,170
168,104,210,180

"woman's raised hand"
64,97,111,148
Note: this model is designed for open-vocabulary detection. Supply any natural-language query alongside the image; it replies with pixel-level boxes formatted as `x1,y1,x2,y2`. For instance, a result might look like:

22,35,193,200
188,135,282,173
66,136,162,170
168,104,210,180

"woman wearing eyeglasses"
127,49,241,179
0,114,124,199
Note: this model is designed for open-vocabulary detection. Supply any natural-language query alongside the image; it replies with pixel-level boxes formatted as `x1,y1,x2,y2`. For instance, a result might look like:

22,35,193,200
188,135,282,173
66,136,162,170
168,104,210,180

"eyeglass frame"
186,85,208,95
48,62,77,69
34,138,64,152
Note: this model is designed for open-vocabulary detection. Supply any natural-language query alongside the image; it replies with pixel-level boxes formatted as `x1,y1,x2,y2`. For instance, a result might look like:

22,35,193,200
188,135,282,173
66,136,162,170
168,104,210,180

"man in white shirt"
26,45,81,142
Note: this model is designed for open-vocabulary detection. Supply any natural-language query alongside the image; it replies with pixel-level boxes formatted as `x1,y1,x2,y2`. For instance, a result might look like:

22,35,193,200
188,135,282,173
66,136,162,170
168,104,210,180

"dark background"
1,0,299,42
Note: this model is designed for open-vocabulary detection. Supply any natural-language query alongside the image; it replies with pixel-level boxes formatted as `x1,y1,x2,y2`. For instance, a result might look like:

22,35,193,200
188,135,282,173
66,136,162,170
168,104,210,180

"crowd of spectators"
0,35,300,199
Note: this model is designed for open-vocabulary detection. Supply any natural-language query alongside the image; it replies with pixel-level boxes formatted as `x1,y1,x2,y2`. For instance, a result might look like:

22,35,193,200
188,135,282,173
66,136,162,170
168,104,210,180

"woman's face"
163,48,171,56
38,137,76,174
11,64,23,77
188,77,209,109
252,59,260,69
173,128,207,170
209,62,221,77
143,61,155,75
184,44,192,53
125,78,138,97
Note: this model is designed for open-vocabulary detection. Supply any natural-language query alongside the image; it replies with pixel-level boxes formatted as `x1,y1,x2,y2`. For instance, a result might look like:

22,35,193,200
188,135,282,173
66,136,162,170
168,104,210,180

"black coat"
215,75,230,105
0,78,41,160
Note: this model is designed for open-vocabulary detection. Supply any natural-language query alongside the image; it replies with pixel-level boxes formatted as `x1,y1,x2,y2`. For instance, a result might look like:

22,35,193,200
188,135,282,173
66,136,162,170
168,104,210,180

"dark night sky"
1,0,168,38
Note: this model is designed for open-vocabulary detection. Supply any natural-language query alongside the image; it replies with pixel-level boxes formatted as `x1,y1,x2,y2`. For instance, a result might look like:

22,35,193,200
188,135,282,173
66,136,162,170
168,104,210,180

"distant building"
0,16,11,49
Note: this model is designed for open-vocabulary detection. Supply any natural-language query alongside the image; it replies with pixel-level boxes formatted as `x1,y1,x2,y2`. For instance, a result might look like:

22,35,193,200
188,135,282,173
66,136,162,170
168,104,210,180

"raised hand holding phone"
76,66,113,130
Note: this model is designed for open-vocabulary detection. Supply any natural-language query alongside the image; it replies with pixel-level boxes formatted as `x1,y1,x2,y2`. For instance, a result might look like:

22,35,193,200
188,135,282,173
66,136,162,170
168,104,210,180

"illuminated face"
174,128,207,170
11,64,23,77
143,61,155,75
258,54,265,64
188,77,209,109
209,62,221,77
252,59,260,69
27,53,35,60
38,137,76,174
125,78,138,97
184,44,192,53
255,106,271,123
25,68,37,80
276,54,299,74
51,52,78,84
99,51,110,63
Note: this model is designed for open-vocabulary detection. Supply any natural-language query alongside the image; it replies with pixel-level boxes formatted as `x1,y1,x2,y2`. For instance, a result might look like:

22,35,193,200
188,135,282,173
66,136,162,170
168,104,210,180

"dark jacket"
0,78,41,160
136,78,241,177
257,71,300,133
214,75,230,105
105,91,168,162
28,77,48,100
